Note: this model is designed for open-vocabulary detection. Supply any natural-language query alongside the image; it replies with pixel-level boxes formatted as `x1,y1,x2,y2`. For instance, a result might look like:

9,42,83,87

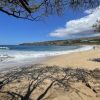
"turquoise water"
0,45,93,71
0,45,81,51
0,45,93,60
0,45,81,59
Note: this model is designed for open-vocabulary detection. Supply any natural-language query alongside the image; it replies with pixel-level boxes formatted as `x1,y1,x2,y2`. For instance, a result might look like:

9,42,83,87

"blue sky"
0,7,99,45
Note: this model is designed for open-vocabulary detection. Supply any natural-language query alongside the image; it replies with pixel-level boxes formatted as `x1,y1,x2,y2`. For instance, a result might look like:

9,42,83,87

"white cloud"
49,6,100,38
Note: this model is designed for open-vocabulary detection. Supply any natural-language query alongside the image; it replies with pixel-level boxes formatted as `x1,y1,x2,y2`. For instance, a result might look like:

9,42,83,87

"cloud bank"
49,6,100,38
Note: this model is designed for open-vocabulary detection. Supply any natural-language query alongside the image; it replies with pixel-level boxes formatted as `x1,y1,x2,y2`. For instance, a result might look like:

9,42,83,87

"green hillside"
20,36,100,46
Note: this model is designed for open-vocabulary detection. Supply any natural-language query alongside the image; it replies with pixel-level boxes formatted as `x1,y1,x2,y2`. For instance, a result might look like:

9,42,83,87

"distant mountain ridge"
20,36,100,46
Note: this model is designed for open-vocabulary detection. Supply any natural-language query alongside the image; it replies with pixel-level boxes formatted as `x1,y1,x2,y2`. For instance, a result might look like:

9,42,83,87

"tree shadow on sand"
0,65,100,100
92,58,100,62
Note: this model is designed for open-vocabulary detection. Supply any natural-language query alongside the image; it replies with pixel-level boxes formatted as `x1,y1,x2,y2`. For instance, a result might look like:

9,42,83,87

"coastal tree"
0,0,100,21
93,20,100,32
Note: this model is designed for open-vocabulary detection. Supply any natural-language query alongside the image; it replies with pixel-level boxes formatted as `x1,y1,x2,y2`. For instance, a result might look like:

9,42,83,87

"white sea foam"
0,45,93,61
0,47,9,50
0,45,93,71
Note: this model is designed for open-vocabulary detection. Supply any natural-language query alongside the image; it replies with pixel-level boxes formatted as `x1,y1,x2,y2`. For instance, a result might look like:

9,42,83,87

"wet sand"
43,46,100,70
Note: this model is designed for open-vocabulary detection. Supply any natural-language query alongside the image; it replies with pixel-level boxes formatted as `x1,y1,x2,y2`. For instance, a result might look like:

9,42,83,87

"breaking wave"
0,47,9,50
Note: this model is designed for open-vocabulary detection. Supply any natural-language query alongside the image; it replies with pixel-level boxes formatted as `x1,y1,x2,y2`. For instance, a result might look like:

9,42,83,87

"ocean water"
0,45,93,71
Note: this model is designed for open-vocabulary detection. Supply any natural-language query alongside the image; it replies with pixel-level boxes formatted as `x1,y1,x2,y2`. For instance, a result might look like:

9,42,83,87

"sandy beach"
43,46,100,70
0,45,100,100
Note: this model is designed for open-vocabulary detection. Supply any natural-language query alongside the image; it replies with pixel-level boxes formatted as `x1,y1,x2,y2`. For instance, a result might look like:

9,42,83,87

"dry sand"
0,45,100,100
43,46,100,70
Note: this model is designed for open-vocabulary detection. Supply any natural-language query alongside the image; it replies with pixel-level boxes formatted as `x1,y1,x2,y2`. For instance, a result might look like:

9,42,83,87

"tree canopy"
0,0,100,21
93,20,100,32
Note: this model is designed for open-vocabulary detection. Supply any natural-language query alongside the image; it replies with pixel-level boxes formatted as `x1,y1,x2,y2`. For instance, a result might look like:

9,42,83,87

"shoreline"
0,45,100,100
42,45,100,70
0,45,92,71
0,45,99,72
